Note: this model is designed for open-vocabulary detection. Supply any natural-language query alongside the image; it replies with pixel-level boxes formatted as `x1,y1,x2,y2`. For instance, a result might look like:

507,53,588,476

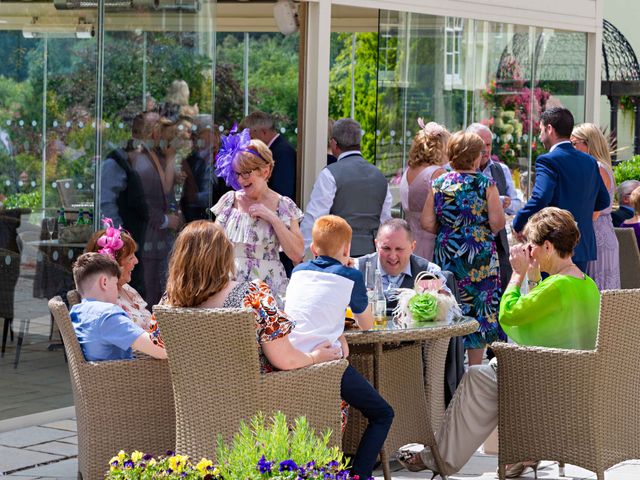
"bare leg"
467,348,485,366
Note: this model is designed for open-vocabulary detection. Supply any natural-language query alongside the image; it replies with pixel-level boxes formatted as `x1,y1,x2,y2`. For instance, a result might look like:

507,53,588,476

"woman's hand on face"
310,340,342,364
509,243,530,276
248,203,277,223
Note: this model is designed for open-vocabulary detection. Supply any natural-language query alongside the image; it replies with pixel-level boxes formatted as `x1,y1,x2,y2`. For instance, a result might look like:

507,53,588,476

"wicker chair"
614,228,640,289
492,289,640,480
153,305,348,462
49,296,175,480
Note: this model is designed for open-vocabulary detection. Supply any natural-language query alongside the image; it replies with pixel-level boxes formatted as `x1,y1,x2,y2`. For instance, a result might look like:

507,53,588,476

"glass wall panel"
0,2,217,420
372,13,587,205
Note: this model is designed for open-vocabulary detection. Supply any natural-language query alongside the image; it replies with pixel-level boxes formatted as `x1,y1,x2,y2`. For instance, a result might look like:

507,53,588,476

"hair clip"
97,217,124,258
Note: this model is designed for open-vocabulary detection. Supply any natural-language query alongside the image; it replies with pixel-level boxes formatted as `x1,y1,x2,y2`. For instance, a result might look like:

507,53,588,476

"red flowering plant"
481,55,550,168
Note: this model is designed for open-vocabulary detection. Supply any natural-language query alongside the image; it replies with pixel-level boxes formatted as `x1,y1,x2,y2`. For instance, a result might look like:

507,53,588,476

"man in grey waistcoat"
301,118,391,257
466,123,521,291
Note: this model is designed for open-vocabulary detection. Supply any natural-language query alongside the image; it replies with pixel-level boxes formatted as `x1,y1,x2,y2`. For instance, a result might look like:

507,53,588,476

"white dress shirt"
301,150,392,250
481,160,523,215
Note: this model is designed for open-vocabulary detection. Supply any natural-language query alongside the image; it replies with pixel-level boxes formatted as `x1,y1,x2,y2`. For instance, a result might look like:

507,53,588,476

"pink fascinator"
97,217,124,258
417,117,446,136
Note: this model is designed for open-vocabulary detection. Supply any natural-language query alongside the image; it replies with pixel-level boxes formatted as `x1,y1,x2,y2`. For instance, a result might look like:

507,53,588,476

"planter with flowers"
105,412,368,480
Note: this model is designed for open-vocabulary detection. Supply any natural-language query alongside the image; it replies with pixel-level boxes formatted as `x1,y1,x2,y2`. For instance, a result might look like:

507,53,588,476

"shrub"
614,155,640,184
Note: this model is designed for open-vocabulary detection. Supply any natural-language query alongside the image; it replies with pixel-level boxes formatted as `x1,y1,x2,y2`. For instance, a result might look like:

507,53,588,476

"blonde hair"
571,123,612,167
234,139,275,180
312,215,352,257
630,186,640,214
447,131,483,170
408,124,450,168
166,79,190,106
523,207,580,259
165,221,235,307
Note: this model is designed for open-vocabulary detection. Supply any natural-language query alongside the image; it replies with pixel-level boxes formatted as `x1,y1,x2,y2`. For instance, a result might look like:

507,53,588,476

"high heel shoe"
504,460,540,478
396,443,444,478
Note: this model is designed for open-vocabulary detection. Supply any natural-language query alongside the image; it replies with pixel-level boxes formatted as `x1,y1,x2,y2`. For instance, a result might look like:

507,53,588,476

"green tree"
329,32,379,163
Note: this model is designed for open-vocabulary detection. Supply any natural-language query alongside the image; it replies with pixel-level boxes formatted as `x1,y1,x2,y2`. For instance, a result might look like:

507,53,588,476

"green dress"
499,274,600,350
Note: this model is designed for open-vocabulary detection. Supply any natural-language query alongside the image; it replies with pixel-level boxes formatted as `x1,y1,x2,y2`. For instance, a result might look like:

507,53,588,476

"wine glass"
45,217,56,241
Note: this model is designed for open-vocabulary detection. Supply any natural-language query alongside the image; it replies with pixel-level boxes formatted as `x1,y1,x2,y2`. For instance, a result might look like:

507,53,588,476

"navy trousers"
341,365,394,478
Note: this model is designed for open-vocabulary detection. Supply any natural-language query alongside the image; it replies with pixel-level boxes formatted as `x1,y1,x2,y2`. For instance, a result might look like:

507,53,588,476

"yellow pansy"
131,451,144,463
117,450,127,462
148,458,157,466
109,456,120,466
196,458,214,474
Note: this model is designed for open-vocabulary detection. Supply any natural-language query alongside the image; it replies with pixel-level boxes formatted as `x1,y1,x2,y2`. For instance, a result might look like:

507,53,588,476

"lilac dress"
400,165,442,261
586,164,620,290
212,191,303,298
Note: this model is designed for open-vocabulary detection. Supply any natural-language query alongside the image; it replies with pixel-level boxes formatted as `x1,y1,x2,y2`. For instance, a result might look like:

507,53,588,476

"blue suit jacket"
512,142,610,262
268,135,297,201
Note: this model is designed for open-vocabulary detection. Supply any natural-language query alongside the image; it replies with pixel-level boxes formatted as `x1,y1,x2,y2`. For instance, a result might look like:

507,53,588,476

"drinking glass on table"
45,217,56,240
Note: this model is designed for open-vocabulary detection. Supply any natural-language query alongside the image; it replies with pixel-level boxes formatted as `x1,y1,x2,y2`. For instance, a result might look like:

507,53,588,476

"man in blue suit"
512,107,610,272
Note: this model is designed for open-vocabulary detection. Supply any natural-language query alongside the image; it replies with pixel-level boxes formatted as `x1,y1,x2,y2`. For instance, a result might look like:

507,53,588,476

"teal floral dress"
432,171,506,349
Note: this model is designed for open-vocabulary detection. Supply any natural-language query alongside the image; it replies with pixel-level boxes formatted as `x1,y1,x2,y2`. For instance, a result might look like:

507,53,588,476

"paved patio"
1,415,640,479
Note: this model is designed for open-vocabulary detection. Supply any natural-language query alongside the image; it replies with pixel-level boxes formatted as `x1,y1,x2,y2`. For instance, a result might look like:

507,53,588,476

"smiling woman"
85,226,158,334
211,128,304,299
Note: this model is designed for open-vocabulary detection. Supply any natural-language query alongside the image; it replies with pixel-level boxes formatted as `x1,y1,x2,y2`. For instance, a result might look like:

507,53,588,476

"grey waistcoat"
327,154,388,256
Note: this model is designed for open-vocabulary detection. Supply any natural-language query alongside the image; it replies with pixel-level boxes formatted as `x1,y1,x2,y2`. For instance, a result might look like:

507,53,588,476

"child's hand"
344,256,355,268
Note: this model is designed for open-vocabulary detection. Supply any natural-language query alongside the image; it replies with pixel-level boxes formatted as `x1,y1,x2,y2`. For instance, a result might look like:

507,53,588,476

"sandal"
396,443,429,472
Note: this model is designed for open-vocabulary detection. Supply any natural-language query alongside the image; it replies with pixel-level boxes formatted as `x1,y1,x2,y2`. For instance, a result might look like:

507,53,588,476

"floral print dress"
432,172,506,349
222,279,295,373
212,191,303,298
118,284,163,347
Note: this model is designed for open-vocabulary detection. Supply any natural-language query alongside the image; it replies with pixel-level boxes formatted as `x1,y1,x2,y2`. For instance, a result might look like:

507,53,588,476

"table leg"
373,343,393,480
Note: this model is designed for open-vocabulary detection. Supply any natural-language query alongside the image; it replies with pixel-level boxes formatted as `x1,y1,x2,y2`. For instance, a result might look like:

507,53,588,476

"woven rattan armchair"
492,289,640,480
153,305,348,462
614,228,640,289
49,296,175,480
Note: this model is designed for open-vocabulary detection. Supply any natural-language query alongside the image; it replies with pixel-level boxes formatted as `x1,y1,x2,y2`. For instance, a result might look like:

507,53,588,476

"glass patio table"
343,316,478,480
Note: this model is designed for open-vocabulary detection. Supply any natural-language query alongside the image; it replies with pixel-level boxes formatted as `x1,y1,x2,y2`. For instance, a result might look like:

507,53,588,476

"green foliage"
329,33,379,163
614,155,640,184
216,412,346,480
2,190,41,209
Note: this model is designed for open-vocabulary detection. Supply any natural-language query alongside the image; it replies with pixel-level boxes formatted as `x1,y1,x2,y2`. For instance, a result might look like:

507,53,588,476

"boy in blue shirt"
70,252,167,361
285,215,393,479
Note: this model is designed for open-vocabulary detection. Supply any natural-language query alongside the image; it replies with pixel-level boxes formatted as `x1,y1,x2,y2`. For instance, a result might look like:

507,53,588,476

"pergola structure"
601,19,640,158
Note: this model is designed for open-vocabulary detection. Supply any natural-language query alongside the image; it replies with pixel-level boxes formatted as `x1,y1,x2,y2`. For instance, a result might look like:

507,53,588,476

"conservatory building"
0,0,602,424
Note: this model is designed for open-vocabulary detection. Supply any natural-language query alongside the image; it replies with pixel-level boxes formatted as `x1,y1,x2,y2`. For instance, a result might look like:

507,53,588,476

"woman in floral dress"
211,127,303,299
421,131,506,365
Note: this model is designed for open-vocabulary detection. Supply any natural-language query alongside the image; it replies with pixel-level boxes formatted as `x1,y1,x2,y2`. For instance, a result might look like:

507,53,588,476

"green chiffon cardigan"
499,274,600,350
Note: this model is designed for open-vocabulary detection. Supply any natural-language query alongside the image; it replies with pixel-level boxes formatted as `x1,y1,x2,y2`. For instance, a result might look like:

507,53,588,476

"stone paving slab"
56,436,77,445
25,441,78,457
8,458,77,479
0,445,62,475
40,420,77,432
0,426,75,449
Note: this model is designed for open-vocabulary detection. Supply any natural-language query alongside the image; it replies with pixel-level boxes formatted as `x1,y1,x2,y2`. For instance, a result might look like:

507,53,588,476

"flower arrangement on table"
391,271,461,328
105,412,369,480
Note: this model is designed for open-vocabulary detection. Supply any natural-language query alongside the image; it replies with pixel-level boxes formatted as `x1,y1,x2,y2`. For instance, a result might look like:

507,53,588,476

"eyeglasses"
234,168,257,179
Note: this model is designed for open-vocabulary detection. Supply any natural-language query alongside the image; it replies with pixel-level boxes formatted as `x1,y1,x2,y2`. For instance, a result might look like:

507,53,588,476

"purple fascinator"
215,123,253,190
